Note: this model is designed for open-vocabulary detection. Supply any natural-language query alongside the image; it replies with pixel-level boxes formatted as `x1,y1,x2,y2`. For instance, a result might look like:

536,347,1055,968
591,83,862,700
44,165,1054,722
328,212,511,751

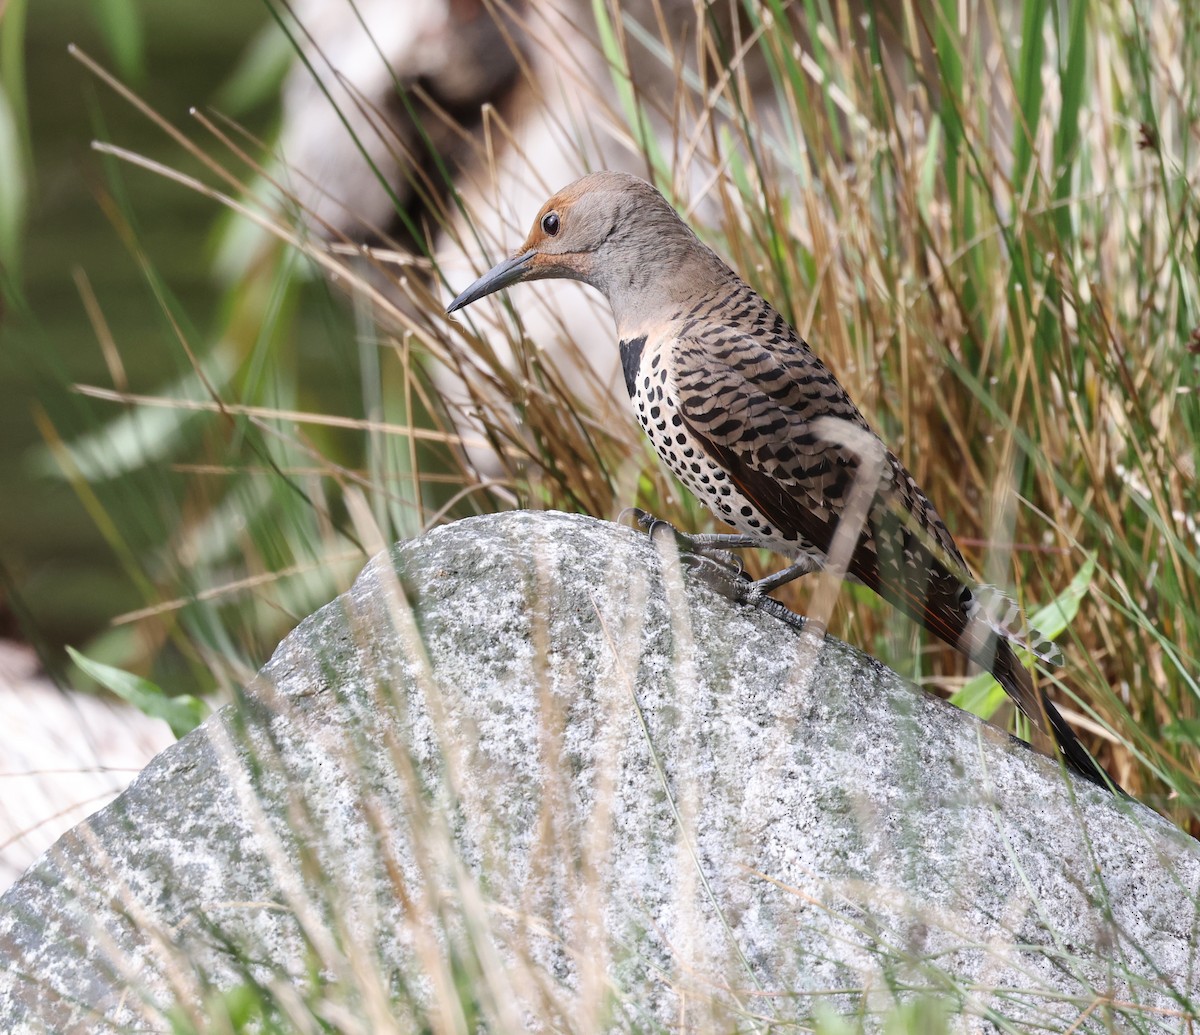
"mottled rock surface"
0,512,1196,1031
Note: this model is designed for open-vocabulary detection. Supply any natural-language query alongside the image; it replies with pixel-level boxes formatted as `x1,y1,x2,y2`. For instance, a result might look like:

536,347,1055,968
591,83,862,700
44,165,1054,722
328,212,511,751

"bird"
447,170,1119,792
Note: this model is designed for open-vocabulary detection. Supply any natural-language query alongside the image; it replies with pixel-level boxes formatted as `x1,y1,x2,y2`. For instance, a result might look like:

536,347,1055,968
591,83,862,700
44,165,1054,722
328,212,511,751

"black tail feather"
1044,697,1128,796
993,642,1125,795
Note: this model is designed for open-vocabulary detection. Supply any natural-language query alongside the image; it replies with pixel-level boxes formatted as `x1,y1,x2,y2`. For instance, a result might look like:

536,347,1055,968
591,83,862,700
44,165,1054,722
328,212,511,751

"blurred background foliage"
2,0,356,683
4,0,244,629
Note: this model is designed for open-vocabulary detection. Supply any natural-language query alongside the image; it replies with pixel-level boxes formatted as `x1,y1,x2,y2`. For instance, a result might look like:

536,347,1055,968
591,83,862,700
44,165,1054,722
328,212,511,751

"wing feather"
672,333,981,652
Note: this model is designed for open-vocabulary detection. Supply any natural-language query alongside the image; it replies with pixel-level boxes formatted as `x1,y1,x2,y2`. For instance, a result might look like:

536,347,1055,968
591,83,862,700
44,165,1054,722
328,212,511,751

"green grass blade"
0,84,27,279
1011,0,1047,201
1051,0,1088,243
67,646,210,738
590,0,668,181
92,0,145,84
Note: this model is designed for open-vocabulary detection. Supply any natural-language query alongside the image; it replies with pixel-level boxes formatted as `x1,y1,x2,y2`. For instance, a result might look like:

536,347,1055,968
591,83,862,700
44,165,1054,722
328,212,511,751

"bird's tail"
968,582,1064,667
991,641,1123,794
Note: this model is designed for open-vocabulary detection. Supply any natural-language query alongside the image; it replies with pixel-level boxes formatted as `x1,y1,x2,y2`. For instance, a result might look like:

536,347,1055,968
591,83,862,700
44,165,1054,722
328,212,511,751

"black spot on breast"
619,336,647,398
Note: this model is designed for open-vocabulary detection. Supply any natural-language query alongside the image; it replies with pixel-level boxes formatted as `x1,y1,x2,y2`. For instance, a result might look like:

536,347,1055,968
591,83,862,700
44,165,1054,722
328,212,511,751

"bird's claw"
617,506,650,530
680,551,746,584
623,508,745,576
623,507,677,541
685,557,806,631
623,507,690,551
621,508,805,631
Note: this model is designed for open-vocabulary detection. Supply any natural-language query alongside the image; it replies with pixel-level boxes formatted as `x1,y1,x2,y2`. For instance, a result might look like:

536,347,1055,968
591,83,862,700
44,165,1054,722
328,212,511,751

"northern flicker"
448,171,1117,791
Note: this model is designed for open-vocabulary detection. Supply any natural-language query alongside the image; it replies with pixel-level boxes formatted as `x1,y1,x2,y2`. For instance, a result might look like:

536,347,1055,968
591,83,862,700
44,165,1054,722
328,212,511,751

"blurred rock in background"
0,640,173,892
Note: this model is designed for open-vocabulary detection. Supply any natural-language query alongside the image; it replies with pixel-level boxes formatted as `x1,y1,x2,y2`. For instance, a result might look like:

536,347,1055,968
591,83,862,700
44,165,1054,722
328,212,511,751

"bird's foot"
715,571,808,632
621,508,806,632
621,508,748,573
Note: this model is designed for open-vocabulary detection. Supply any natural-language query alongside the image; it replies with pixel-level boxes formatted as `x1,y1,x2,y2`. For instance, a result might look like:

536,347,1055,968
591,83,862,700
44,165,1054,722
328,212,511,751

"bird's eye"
541,212,560,236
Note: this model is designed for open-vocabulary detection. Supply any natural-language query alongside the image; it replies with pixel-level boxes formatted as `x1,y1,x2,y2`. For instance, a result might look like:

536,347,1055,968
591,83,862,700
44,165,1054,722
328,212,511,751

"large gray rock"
0,511,1195,1032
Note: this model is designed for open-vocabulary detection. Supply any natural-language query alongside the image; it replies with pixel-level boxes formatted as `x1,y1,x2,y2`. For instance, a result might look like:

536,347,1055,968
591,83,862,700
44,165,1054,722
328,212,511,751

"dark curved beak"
446,249,537,314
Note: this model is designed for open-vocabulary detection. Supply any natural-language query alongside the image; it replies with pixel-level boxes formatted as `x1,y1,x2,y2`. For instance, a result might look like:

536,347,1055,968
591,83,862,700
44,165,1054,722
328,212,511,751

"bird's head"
446,171,711,321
